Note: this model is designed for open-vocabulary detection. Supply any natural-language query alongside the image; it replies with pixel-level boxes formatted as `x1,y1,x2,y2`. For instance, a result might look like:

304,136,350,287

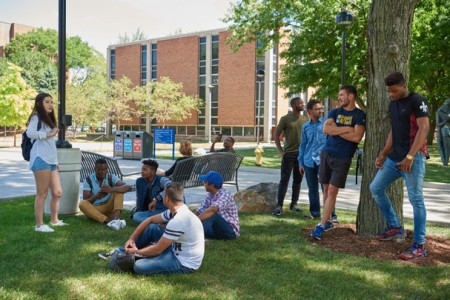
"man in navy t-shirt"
370,72,429,261
311,85,366,240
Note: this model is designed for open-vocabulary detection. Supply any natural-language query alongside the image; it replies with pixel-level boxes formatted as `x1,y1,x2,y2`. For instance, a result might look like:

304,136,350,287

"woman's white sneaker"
50,220,68,226
35,224,55,233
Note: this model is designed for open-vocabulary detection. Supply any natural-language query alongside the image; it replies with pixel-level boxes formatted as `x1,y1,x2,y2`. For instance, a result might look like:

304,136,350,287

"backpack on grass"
21,120,42,161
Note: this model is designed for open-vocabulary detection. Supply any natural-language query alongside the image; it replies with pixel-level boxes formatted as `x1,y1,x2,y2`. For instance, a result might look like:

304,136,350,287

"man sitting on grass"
103,182,205,275
132,159,171,224
79,158,132,230
195,171,240,240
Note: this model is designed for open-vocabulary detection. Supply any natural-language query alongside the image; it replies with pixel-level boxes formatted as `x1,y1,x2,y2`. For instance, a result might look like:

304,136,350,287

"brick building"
107,28,313,142
0,22,36,57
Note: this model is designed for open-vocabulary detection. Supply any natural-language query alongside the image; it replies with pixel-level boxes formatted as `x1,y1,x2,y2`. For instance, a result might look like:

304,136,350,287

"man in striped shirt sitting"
195,171,240,240
107,182,205,275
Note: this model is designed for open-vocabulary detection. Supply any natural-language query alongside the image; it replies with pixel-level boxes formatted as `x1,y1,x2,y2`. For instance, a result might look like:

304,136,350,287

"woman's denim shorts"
31,156,57,172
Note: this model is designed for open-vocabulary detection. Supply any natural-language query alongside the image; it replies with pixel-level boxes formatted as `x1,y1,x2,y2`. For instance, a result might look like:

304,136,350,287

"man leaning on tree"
370,71,429,261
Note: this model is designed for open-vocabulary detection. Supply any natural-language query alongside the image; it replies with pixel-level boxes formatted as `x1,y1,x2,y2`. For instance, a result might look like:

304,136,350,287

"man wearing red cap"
195,171,240,240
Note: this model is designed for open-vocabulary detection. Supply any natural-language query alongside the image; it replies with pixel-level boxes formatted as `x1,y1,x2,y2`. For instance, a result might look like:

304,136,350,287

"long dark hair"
27,93,57,128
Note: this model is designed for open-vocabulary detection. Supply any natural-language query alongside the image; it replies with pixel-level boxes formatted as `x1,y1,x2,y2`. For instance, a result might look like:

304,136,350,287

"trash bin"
132,131,153,159
113,131,124,158
123,131,134,159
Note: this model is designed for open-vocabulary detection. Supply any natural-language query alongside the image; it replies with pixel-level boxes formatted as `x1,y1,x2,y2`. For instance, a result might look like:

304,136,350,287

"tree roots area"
304,224,450,266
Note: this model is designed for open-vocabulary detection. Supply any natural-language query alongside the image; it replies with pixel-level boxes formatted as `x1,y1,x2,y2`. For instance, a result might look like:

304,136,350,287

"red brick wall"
218,31,256,126
10,23,36,39
115,44,141,86
158,36,199,125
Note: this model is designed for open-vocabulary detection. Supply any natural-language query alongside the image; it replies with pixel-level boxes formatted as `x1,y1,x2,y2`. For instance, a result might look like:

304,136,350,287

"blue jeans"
132,209,166,224
119,223,193,275
370,155,427,244
202,214,236,240
277,151,303,207
304,164,322,217
304,164,336,219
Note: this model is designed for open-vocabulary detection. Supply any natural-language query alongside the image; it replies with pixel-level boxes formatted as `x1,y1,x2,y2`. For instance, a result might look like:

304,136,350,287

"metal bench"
170,152,244,190
80,151,140,182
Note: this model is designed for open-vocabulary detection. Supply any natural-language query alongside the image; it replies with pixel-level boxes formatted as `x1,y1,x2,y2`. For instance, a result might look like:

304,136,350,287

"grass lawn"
1,197,449,299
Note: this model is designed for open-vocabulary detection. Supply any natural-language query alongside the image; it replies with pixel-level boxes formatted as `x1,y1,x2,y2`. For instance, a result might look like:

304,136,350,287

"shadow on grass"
0,198,449,299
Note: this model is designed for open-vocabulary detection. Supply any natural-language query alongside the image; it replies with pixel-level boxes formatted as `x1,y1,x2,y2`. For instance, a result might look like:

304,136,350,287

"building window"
151,43,157,81
256,40,265,138
210,34,219,125
110,49,115,80
272,45,278,126
198,37,207,131
141,45,147,86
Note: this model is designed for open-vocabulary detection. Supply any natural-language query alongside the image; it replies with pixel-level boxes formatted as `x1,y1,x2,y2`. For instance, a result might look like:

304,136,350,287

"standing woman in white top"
26,93,67,232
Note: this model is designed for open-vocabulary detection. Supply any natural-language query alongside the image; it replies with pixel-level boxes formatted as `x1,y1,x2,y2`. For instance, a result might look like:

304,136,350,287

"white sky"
0,0,235,55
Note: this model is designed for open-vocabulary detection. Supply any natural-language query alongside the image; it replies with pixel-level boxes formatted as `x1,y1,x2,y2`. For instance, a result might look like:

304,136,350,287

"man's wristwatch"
406,154,414,160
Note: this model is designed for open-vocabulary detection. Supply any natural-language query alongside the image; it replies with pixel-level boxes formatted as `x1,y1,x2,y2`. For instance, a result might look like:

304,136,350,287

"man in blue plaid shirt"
195,171,240,240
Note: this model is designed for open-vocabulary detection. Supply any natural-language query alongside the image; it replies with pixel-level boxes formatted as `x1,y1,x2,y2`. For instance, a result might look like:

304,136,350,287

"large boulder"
234,182,278,212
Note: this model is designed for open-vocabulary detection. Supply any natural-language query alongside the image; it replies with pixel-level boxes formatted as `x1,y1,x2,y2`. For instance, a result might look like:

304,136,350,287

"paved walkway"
1,140,449,225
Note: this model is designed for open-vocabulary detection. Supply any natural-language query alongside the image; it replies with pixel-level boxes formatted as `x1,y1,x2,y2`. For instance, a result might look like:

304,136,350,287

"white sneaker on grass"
35,224,55,233
117,219,126,229
50,220,68,226
107,219,126,230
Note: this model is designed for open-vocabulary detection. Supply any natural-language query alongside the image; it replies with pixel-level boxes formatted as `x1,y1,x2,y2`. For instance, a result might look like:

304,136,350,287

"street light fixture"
207,84,214,143
336,8,353,86
256,69,265,145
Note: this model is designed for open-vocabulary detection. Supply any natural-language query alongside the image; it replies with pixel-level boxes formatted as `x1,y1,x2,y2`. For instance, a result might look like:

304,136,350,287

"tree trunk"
357,0,420,237
13,125,17,147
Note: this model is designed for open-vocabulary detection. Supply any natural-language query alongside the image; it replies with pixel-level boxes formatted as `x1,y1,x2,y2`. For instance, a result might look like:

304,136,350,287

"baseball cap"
199,171,223,186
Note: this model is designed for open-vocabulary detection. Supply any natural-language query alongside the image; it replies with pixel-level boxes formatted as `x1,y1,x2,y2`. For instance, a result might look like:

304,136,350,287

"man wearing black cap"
195,171,240,240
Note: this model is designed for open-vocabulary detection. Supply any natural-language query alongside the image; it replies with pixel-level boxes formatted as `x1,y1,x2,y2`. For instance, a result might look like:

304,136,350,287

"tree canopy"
225,0,449,120
225,0,369,105
4,28,93,92
135,76,203,128
0,63,35,145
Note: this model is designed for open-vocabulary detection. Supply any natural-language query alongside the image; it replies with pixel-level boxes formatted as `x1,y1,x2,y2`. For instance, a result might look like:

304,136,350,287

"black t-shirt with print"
388,92,429,162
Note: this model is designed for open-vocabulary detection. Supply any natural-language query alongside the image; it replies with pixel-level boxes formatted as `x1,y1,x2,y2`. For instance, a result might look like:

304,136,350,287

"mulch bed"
304,224,450,266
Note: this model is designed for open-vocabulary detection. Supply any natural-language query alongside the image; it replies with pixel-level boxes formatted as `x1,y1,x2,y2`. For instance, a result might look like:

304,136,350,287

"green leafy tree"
37,66,58,94
410,0,450,144
135,76,202,128
66,50,108,137
226,0,421,236
0,63,35,146
225,0,369,106
106,76,139,129
4,28,93,89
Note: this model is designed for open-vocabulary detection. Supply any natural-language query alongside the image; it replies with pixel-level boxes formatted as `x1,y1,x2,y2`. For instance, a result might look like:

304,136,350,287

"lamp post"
56,0,72,148
336,8,353,86
256,69,265,145
207,84,214,143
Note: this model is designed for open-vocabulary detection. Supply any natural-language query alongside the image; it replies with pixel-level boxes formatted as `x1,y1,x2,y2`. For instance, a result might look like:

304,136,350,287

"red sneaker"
375,226,406,241
399,243,427,260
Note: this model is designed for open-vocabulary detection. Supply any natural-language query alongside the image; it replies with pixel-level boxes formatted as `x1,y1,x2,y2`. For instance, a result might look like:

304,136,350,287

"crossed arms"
323,118,365,143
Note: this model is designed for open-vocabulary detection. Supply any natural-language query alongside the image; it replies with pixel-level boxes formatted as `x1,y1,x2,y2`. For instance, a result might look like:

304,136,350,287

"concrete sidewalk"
1,144,449,225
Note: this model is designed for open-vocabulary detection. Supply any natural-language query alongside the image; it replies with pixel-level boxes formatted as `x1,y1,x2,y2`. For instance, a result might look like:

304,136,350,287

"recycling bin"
123,131,134,159
132,131,153,159
113,131,124,158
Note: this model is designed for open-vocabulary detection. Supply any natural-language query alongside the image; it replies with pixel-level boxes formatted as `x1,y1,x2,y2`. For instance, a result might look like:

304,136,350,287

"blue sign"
124,139,132,152
154,128,175,144
153,128,176,160
115,138,123,151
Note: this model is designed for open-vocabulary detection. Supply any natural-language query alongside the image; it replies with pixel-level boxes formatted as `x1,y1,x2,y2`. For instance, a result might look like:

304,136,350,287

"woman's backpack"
21,120,42,161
